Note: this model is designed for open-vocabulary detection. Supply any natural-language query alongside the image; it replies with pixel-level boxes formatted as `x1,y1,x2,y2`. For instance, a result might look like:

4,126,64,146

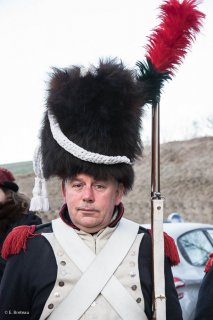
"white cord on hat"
48,112,131,165
30,113,131,212
29,146,49,212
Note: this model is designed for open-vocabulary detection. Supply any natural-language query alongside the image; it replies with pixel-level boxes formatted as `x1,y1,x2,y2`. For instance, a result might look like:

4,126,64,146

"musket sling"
49,218,148,320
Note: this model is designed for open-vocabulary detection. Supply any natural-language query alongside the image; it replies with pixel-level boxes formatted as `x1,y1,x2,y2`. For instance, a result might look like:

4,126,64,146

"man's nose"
82,186,95,202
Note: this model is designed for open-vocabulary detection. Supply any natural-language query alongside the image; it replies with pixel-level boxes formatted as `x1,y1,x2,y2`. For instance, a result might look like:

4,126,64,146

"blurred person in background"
0,168,42,283
194,255,213,319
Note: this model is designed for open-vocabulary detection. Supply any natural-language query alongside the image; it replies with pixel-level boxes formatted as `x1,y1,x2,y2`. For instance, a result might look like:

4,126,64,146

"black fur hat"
41,59,148,191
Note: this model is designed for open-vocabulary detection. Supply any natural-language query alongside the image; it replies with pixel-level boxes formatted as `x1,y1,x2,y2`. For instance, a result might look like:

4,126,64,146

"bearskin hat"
32,1,204,212
40,59,149,191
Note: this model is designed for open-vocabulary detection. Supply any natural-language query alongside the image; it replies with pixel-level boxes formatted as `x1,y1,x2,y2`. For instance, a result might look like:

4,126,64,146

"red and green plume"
137,0,205,103
146,0,205,74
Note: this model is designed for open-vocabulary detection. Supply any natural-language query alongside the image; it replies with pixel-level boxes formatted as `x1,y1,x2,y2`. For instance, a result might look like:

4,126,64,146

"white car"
143,221,213,320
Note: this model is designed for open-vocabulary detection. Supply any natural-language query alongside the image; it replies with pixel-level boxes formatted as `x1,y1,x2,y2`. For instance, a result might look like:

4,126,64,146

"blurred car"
142,221,213,320
167,212,184,223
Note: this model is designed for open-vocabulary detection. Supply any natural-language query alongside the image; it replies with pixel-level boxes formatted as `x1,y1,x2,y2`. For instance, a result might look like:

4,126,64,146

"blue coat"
194,265,213,319
0,212,42,283
0,207,182,320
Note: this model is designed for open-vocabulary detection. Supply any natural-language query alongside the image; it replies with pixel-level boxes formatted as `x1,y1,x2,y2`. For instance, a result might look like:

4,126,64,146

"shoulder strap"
49,218,147,320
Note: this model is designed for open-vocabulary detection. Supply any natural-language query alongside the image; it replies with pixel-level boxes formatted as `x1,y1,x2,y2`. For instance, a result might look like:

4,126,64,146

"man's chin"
77,218,103,233
81,217,99,226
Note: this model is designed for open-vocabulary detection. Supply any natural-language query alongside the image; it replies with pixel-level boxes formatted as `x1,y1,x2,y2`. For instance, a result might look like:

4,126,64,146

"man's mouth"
77,207,99,213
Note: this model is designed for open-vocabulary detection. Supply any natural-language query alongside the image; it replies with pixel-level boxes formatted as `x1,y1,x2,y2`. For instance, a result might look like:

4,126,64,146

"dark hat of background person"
0,168,19,192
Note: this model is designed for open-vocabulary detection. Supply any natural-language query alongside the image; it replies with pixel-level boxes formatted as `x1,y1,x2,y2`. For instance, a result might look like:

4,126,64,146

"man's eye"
72,183,83,189
94,184,105,190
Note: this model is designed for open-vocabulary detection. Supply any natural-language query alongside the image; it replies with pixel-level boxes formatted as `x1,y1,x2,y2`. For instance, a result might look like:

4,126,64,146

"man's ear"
115,183,125,205
61,180,66,201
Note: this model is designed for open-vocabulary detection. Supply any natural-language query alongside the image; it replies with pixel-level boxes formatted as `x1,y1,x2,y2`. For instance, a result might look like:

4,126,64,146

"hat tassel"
30,146,49,212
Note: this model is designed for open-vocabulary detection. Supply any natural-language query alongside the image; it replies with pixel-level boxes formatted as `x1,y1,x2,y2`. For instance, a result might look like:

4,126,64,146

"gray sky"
0,0,212,164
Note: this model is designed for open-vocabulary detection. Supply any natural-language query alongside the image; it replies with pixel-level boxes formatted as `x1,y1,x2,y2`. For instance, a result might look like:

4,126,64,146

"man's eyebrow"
66,177,82,183
93,180,109,185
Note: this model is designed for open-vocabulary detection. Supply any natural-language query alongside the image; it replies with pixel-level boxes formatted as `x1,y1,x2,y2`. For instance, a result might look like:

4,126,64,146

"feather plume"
145,0,205,74
136,59,171,104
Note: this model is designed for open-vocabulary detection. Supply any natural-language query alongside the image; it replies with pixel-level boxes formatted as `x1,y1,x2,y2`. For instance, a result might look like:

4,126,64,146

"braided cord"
48,113,131,165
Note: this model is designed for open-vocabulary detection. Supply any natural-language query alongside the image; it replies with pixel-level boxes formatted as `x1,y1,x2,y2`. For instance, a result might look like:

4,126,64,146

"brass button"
131,285,137,291
48,303,54,309
136,297,142,303
59,281,64,287
60,261,66,266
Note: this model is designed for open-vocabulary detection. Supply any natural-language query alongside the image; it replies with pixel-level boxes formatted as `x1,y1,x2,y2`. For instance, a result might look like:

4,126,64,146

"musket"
151,101,166,320
137,1,205,319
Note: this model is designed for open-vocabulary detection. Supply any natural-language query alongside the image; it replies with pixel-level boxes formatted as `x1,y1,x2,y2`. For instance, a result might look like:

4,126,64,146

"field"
2,136,213,224
1,161,33,176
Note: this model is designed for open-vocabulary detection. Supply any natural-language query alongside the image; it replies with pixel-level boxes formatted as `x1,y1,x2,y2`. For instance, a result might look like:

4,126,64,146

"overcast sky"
0,0,212,164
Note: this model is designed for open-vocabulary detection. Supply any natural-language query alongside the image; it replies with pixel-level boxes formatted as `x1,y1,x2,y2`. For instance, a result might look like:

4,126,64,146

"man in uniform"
0,59,182,320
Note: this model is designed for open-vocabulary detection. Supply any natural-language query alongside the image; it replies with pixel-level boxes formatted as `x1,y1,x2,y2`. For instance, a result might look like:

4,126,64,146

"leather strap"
152,199,166,320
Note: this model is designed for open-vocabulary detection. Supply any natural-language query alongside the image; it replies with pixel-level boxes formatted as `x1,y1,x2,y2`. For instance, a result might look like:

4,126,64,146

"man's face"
0,188,6,204
62,174,124,233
